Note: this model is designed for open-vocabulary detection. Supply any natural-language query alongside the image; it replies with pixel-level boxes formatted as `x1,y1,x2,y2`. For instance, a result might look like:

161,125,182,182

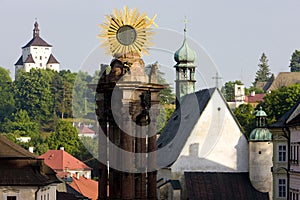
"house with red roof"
39,147,92,179
78,126,97,138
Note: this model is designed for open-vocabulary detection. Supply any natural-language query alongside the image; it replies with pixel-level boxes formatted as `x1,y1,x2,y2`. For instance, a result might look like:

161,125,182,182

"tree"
14,69,54,124
233,104,255,138
289,50,300,72
1,110,39,137
0,67,14,124
253,53,272,85
259,84,300,124
46,120,81,155
222,80,243,102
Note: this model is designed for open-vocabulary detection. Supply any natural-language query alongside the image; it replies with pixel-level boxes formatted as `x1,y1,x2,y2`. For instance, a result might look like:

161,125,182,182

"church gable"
168,89,249,172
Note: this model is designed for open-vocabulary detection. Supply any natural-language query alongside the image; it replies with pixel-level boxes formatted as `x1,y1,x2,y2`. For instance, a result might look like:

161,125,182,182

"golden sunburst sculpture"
99,6,158,57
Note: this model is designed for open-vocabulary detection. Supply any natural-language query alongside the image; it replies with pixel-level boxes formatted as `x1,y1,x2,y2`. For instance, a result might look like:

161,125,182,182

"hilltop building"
15,20,59,76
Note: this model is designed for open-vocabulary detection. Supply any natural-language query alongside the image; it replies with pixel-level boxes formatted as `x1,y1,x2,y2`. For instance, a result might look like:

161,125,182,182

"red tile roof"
245,93,265,103
69,175,98,200
39,150,91,171
79,126,95,134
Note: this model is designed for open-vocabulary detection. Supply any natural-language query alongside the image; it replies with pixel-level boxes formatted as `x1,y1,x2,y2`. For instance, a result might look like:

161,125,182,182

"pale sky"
1,0,300,88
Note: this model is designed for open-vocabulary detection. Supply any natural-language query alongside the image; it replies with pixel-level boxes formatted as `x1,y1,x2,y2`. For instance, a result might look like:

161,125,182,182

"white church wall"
171,90,249,173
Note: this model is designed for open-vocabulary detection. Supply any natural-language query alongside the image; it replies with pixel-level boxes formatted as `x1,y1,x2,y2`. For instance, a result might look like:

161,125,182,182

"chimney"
29,147,34,153
60,147,65,151
250,91,255,96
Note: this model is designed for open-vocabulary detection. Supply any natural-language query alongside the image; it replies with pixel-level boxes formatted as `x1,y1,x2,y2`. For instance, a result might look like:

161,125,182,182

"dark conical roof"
47,54,59,64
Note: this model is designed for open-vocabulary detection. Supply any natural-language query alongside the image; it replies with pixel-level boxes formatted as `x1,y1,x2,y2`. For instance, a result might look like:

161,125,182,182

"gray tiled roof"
15,56,23,65
47,54,59,64
22,35,52,48
185,172,269,200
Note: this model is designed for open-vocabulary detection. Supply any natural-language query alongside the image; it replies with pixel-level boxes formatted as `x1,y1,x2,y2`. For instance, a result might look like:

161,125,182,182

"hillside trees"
0,67,14,124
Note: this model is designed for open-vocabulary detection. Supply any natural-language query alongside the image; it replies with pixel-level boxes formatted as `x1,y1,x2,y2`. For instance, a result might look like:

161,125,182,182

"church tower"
15,20,59,77
249,107,273,199
174,23,196,106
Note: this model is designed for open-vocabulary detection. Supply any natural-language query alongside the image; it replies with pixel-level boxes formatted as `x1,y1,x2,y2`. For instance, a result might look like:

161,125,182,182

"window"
279,145,287,162
290,189,299,200
7,197,17,200
291,143,299,165
40,63,42,67
279,178,286,197
40,56,42,60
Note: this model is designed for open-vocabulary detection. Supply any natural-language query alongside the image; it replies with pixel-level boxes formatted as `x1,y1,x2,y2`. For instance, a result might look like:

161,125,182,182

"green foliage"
247,86,264,95
253,53,272,85
289,50,300,72
46,120,80,155
0,67,14,123
259,84,300,124
233,104,255,137
221,80,243,102
1,110,39,137
14,69,54,124
72,71,95,118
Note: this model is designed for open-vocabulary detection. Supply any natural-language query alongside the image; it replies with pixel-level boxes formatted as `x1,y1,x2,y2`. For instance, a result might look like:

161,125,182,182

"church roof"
47,54,59,64
22,35,52,48
24,54,35,63
185,172,269,200
15,55,23,65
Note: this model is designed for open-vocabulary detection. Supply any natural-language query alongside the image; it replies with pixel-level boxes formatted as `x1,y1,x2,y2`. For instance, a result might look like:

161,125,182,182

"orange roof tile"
39,150,91,171
69,175,98,200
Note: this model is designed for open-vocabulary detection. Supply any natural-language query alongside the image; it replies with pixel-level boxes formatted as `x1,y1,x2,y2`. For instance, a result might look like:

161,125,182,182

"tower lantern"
174,20,196,107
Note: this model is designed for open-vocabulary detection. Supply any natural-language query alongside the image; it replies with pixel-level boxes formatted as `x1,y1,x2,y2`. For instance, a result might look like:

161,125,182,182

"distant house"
0,134,61,200
78,126,96,138
244,92,265,107
267,72,300,92
39,148,92,179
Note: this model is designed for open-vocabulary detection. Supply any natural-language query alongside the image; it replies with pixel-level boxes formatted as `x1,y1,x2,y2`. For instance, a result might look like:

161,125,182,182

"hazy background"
1,0,300,88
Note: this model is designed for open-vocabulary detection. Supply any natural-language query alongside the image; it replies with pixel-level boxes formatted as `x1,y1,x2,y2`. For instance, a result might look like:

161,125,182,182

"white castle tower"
249,107,273,199
15,20,59,76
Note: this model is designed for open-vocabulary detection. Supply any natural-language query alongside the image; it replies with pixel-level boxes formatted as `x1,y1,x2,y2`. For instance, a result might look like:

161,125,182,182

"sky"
1,0,300,88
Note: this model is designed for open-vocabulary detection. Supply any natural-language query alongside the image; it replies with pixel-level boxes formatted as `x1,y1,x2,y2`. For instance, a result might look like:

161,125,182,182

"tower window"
40,56,42,60
7,196,17,200
40,63,42,67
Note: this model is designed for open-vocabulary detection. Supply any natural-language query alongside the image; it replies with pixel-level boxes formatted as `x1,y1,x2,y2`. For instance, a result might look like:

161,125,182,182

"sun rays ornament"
99,6,158,57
